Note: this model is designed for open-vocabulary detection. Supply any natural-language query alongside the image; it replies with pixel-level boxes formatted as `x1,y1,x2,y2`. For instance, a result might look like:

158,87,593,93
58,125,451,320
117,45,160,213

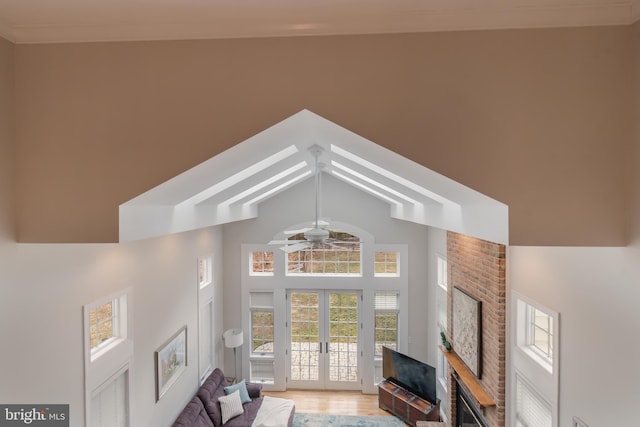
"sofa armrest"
246,383,262,398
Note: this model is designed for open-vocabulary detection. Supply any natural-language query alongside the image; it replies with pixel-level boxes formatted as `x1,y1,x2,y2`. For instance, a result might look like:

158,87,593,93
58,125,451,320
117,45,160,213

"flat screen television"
382,346,437,404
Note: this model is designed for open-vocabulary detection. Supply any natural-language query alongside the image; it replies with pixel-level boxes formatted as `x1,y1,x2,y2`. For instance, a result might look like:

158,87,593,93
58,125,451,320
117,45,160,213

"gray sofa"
172,368,294,427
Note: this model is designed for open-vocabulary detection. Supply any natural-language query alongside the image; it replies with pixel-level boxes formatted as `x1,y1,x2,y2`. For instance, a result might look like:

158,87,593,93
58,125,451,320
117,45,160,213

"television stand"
378,380,440,426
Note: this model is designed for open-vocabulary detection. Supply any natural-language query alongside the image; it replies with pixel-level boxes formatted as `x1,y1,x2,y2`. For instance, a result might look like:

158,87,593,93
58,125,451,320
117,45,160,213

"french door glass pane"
290,292,319,381
328,293,358,382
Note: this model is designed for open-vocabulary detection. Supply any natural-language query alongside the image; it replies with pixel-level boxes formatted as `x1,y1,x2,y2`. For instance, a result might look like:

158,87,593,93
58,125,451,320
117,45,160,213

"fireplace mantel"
440,346,496,409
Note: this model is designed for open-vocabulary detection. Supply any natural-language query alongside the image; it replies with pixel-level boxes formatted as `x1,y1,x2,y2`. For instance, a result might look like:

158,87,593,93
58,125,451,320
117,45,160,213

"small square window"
85,292,127,362
251,251,274,275
89,301,116,352
374,252,400,277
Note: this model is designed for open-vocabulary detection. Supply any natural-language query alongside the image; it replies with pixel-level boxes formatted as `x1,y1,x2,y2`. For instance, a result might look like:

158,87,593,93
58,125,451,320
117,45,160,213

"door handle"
325,342,329,353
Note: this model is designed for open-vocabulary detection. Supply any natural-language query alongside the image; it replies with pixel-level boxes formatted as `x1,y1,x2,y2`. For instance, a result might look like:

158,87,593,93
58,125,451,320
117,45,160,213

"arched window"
286,231,361,276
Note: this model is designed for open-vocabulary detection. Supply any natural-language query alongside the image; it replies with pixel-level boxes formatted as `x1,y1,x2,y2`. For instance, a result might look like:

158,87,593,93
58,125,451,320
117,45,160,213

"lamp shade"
223,328,243,349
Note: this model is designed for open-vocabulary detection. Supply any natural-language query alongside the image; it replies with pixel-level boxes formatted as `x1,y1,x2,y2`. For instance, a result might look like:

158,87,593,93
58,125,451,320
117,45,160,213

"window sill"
250,354,275,360
519,346,553,374
90,337,125,363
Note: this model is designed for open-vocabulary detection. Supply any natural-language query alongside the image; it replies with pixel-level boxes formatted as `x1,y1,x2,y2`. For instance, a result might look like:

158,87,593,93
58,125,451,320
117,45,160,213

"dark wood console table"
378,380,440,426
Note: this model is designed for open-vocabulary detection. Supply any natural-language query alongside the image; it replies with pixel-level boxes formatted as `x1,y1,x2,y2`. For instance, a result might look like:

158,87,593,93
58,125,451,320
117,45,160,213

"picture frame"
155,325,187,402
452,287,482,378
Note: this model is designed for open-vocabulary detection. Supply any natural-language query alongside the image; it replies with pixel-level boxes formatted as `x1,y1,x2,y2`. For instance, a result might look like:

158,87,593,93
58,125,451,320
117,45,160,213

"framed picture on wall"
155,325,187,402
452,287,482,378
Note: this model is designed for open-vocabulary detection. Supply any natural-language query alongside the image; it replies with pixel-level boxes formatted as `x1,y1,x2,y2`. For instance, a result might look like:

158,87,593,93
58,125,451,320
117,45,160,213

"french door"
287,290,361,390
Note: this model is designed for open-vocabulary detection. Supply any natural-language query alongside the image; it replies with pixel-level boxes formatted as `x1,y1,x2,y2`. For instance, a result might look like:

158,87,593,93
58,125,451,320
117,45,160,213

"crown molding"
5,3,637,44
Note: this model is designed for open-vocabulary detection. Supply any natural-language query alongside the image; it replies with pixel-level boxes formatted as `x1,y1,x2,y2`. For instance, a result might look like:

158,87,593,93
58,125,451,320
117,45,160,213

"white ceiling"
0,0,638,44
119,110,508,244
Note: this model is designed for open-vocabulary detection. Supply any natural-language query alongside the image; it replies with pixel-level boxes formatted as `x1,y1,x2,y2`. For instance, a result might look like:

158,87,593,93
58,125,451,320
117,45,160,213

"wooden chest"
378,380,440,426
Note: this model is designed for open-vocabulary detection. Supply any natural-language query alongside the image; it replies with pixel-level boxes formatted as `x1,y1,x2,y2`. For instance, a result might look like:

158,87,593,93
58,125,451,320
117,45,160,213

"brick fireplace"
446,232,506,427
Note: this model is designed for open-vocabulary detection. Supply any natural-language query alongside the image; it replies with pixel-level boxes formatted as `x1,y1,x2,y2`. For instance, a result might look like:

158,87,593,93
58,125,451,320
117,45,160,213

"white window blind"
91,370,128,427
250,291,274,307
515,374,552,427
375,292,399,310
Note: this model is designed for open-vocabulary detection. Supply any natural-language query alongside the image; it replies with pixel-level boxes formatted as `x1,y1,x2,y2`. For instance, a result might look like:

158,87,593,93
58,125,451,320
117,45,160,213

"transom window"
251,251,274,275
89,301,118,354
528,306,553,361
286,231,361,275
85,292,128,362
514,293,558,374
374,252,399,276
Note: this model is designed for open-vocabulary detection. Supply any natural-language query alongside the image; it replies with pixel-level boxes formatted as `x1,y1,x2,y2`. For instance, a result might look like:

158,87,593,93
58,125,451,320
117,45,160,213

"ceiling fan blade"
325,238,363,244
281,241,312,253
284,227,312,235
268,239,306,245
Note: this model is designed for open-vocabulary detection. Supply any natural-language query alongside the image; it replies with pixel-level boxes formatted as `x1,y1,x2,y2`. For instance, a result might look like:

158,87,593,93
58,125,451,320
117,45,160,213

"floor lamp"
223,328,243,379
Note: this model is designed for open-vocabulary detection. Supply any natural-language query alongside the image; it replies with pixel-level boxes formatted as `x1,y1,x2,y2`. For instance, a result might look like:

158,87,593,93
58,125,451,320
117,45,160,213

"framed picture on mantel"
452,287,482,378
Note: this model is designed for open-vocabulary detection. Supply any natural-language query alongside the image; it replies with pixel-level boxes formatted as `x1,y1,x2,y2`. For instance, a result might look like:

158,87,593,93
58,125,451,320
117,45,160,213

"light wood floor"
262,389,391,417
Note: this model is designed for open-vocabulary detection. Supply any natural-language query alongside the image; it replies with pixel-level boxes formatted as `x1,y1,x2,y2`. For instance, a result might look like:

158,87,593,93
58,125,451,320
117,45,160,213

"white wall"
509,246,640,427
0,227,224,427
222,173,432,376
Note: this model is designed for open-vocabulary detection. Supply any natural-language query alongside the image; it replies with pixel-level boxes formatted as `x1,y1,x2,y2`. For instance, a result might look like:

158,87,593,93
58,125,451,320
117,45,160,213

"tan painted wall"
14,26,633,244
0,37,14,242
632,20,640,248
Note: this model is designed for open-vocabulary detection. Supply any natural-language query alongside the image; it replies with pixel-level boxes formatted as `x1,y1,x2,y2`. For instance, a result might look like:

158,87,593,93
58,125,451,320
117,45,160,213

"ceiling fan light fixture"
304,227,330,242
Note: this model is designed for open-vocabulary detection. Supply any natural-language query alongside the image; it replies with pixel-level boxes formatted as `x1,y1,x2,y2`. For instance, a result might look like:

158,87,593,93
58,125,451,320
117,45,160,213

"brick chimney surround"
446,232,506,427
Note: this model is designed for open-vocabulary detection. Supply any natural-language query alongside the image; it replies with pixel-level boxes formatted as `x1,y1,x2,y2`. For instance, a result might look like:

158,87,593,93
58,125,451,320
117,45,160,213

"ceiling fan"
268,145,359,253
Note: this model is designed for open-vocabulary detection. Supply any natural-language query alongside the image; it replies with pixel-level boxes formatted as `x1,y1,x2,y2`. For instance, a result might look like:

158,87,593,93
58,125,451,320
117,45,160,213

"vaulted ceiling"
119,110,508,244
0,0,638,44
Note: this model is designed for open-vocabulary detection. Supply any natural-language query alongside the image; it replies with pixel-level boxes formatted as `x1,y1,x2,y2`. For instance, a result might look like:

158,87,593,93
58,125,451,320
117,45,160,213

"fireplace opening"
456,382,489,427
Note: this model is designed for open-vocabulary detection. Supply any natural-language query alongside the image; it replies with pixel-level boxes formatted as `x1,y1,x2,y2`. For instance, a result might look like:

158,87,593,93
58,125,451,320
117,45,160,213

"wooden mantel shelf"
440,346,496,409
